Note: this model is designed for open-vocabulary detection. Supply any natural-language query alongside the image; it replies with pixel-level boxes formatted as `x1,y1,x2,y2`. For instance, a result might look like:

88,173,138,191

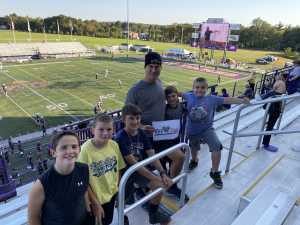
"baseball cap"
145,52,162,68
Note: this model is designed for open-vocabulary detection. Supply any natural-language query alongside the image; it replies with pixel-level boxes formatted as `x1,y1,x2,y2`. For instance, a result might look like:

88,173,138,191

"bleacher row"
0,42,95,59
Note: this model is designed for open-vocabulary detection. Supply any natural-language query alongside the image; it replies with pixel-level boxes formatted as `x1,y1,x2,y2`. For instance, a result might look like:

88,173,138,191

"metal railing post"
256,103,271,150
225,106,243,173
275,99,286,131
179,145,190,207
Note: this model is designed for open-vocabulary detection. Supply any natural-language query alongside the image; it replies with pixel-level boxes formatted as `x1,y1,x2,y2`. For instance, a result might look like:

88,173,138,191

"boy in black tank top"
28,131,93,225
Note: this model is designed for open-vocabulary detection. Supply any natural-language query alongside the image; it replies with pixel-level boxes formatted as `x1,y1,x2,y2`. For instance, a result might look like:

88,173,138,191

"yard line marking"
56,63,125,105
3,60,73,68
19,68,94,108
6,95,37,123
1,70,79,121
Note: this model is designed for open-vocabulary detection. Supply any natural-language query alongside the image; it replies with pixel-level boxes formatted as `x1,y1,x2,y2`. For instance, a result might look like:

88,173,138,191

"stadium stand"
0,42,95,62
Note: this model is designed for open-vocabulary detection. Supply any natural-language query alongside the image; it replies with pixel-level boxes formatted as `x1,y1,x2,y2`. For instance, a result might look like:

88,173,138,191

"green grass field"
0,30,291,69
1,55,250,139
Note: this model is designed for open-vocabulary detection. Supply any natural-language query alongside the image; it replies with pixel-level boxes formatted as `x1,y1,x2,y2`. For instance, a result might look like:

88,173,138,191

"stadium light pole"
126,0,130,58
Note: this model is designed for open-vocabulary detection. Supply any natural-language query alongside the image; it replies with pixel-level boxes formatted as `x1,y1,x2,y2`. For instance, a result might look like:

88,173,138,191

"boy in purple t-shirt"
183,77,249,189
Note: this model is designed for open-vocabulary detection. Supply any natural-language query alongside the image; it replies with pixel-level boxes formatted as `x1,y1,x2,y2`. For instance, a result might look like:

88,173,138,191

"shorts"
188,128,222,152
101,194,116,225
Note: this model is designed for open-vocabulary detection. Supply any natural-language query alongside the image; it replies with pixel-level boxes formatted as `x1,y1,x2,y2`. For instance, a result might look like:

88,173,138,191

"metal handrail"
118,143,190,225
225,93,300,173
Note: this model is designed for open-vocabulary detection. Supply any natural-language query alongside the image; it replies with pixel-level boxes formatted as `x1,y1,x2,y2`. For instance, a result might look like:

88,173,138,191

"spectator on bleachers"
42,123,47,136
248,73,256,92
36,142,42,160
116,104,173,224
125,52,184,184
210,85,218,96
17,140,24,156
8,136,14,153
4,150,9,164
43,159,48,170
261,73,286,152
37,159,44,175
287,60,300,94
217,88,231,111
239,83,254,100
28,131,92,225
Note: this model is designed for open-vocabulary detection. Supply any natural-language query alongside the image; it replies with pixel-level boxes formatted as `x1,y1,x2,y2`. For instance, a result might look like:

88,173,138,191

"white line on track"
1,70,79,121
6,95,37,123
19,68,94,107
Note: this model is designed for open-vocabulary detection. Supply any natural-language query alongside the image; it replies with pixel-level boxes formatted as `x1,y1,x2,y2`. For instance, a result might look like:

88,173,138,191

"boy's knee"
169,149,185,162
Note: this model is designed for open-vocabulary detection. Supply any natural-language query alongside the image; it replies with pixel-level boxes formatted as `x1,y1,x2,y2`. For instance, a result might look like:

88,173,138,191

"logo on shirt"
190,105,208,122
90,156,117,177
77,181,84,187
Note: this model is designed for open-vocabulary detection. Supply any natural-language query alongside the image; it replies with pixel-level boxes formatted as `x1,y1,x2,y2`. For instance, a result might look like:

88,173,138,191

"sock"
149,203,159,213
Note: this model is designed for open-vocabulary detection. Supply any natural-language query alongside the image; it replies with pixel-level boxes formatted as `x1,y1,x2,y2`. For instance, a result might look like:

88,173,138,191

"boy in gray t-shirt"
184,77,249,189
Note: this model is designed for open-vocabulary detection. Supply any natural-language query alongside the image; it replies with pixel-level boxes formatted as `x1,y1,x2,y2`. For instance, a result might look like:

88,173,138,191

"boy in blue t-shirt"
116,104,173,225
183,77,249,189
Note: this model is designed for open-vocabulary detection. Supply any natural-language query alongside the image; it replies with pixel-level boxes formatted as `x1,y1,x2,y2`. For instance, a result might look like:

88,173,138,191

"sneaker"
124,215,129,225
263,144,278,152
209,171,223,189
149,209,171,224
167,185,190,203
188,160,198,171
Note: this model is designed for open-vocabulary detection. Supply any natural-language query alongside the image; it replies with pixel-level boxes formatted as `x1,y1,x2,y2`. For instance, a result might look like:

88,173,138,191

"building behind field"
0,42,96,62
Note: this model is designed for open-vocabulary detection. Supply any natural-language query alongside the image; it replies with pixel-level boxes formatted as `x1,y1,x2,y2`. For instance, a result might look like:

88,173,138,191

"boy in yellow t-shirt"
78,113,125,225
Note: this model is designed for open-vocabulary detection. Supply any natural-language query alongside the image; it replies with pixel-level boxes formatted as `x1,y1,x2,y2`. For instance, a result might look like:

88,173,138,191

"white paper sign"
152,120,180,141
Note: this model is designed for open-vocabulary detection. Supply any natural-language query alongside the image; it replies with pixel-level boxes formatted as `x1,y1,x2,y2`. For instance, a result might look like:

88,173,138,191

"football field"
0,56,249,139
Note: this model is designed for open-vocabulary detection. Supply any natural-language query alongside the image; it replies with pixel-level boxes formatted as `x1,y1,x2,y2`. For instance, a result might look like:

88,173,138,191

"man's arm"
125,87,136,105
28,180,45,225
224,97,250,105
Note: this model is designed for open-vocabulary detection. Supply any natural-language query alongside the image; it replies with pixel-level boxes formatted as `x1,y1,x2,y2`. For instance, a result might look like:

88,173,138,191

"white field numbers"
46,102,68,111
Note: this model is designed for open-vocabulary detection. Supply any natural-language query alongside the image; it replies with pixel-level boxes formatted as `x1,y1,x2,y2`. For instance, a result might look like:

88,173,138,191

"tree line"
0,14,299,55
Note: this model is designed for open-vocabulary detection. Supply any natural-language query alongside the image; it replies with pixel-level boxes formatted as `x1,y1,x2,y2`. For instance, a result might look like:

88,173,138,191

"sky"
0,0,299,26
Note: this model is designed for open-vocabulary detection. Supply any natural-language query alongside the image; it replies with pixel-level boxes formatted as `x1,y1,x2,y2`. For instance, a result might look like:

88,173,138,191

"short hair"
293,60,300,65
122,104,142,119
193,77,208,87
51,131,80,150
165,85,178,96
92,113,113,127
221,88,227,93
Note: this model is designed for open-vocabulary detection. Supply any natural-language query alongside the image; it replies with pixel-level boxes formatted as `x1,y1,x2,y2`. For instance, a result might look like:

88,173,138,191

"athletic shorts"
101,194,116,225
188,128,222,152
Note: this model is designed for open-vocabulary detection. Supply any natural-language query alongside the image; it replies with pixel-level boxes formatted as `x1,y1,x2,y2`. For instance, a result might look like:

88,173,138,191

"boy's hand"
91,202,105,221
161,174,173,188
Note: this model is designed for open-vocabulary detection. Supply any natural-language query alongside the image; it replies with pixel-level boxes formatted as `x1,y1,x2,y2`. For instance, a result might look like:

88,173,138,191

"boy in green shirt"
78,113,126,225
